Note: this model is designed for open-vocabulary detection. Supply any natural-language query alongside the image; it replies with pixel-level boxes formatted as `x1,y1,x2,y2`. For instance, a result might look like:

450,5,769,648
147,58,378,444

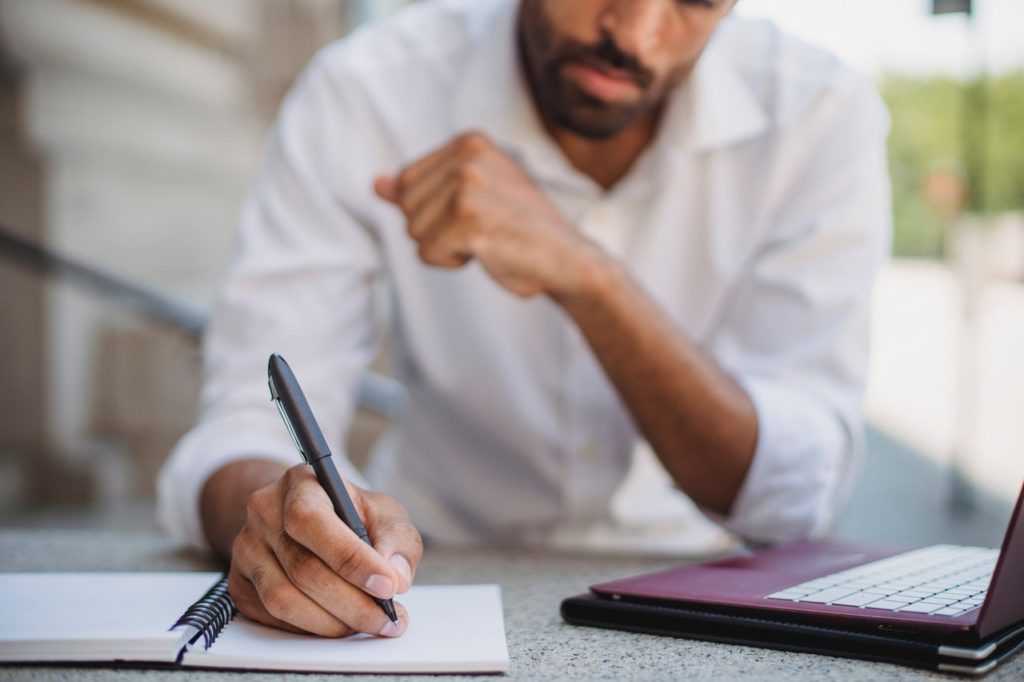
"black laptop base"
561,593,1024,676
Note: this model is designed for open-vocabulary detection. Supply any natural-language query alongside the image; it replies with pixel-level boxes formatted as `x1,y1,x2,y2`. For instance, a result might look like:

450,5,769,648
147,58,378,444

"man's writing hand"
227,464,423,637
375,131,608,299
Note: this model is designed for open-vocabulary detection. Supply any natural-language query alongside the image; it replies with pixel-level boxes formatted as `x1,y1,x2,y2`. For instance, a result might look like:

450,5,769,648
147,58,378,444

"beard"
518,2,683,140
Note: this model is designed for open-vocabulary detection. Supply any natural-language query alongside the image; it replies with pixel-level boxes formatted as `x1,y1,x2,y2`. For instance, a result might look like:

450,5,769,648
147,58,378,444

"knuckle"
397,166,415,189
285,464,311,488
387,521,424,564
452,191,477,219
455,162,483,184
397,192,417,215
291,555,325,590
283,496,318,538
407,217,428,239
514,283,541,298
248,562,269,592
391,519,422,546
261,584,294,620
406,524,425,559
244,491,265,522
231,529,254,560
330,537,370,579
458,130,488,154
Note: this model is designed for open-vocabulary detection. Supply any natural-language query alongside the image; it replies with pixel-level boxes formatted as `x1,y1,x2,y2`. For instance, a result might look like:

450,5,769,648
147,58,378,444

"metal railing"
0,224,406,419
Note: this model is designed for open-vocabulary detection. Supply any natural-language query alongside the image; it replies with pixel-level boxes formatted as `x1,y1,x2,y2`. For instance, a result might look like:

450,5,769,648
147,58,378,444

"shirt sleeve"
706,73,892,544
157,51,381,550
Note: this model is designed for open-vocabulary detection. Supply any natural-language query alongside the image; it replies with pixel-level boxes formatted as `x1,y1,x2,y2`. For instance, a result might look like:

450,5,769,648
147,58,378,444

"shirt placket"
557,198,630,522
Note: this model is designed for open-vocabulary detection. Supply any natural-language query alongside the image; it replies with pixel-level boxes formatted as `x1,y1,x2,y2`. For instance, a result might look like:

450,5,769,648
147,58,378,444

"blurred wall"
0,0,356,513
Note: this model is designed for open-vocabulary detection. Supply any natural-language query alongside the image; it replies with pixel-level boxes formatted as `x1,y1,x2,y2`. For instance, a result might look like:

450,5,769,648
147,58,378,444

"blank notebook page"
0,572,221,661
183,584,509,673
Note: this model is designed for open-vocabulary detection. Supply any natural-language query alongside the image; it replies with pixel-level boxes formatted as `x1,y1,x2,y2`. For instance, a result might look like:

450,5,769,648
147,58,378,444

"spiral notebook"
0,572,509,673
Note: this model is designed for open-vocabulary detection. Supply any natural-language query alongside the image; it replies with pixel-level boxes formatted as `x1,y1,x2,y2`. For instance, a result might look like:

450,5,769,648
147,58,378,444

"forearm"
555,259,758,516
200,458,289,560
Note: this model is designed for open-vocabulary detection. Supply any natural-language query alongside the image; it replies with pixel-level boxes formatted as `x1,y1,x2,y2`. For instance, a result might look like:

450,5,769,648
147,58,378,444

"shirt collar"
452,6,770,183
662,17,771,153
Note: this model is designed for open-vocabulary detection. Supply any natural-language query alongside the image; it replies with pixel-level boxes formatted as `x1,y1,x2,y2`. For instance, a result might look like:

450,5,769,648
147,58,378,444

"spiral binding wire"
172,576,237,650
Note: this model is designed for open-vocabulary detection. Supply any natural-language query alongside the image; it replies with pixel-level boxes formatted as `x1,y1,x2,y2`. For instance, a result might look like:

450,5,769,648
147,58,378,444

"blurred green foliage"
882,71,1024,258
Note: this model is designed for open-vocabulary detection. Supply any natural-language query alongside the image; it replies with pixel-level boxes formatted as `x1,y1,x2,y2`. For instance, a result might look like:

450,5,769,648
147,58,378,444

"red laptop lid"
592,482,1024,637
977,482,1024,638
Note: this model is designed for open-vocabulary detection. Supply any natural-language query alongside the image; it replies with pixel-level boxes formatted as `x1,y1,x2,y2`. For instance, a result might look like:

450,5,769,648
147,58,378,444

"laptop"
561,482,1024,675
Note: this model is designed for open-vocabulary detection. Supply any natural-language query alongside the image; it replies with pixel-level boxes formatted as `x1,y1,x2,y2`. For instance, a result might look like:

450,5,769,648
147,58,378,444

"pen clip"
268,373,310,464
267,372,280,401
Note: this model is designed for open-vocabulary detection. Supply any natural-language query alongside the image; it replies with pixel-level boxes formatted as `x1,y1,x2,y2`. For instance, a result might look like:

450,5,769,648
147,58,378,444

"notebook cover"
0,572,221,664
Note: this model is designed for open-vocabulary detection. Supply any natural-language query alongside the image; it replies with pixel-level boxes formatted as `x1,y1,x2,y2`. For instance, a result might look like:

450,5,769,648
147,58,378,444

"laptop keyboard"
766,544,998,617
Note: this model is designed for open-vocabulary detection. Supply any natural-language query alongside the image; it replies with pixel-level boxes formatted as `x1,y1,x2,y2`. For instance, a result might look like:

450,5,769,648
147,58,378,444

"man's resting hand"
375,130,609,301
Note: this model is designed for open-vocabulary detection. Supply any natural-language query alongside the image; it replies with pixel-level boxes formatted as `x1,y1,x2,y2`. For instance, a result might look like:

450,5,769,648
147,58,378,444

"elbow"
715,410,859,547
728,488,838,546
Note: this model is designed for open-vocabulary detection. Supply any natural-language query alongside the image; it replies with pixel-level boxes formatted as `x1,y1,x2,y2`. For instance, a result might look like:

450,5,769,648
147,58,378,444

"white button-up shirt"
157,0,891,552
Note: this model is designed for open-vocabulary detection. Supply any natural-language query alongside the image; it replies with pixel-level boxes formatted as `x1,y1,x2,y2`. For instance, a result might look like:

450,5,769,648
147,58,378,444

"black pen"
267,353,399,626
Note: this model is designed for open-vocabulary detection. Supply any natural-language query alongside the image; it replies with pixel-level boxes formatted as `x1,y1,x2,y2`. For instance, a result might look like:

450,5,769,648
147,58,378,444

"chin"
545,79,653,140
552,104,644,140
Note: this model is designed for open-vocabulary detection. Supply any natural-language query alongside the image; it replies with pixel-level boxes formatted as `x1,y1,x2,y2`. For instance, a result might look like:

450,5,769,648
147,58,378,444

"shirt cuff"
707,375,857,545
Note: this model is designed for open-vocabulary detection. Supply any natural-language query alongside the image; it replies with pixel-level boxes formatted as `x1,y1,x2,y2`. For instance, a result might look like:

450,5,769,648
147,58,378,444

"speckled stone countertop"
1,529,1019,680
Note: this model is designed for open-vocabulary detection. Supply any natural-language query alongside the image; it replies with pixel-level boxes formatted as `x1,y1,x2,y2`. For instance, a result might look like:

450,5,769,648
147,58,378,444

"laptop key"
864,600,907,611
862,587,895,595
832,592,882,607
899,602,945,614
799,588,858,604
761,545,998,615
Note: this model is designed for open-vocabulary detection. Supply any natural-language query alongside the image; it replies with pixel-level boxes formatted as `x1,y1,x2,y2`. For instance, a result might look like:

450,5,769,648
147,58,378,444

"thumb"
374,174,400,204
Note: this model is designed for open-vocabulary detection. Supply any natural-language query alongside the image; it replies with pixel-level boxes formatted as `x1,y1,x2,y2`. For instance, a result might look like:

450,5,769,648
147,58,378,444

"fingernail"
365,574,395,599
378,618,406,637
390,554,412,591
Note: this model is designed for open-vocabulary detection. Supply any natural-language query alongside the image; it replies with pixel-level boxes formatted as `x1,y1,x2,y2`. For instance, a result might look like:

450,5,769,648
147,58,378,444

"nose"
596,0,667,58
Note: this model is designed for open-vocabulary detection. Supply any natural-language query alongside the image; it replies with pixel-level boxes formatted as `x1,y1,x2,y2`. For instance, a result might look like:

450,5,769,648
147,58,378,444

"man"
158,0,891,640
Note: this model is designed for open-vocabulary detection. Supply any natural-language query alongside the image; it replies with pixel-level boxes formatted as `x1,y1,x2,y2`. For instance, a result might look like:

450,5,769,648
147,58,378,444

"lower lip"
565,63,640,102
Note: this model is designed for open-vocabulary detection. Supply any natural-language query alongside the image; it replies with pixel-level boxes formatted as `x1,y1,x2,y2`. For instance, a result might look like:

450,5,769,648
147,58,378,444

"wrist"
551,243,624,312
200,458,288,559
